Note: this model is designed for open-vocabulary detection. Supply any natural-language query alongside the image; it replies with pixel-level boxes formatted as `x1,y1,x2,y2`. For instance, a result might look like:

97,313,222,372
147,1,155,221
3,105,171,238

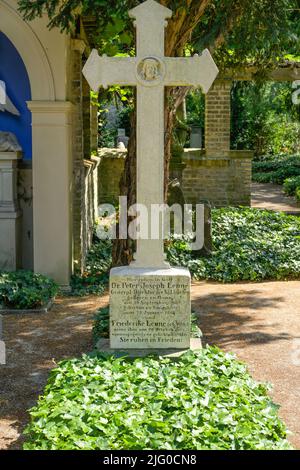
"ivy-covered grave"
23,347,292,450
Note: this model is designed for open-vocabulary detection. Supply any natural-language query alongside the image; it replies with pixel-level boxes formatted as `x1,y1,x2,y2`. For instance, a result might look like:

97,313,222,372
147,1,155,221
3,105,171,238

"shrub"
283,176,300,197
252,154,300,185
92,306,110,343
23,347,292,450
70,239,112,296
231,82,300,156
0,271,58,310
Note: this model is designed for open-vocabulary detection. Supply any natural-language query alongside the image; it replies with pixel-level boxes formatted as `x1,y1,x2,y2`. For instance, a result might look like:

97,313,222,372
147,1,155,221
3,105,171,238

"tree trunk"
112,100,137,266
112,85,187,267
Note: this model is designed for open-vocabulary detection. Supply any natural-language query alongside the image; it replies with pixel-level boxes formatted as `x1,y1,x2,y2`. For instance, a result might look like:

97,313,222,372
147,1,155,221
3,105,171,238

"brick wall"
97,148,252,208
96,79,253,214
182,150,253,206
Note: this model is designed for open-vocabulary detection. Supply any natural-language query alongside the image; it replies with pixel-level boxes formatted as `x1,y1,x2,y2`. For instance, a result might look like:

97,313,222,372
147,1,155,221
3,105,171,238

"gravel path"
251,182,300,214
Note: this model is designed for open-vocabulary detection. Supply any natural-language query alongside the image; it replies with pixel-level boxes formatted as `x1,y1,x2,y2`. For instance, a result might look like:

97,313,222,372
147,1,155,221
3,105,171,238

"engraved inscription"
110,275,190,349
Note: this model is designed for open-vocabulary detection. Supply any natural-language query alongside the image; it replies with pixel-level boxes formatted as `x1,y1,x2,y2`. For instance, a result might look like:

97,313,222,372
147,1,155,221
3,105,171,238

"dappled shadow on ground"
191,281,300,449
251,182,300,213
192,286,291,349
0,294,109,450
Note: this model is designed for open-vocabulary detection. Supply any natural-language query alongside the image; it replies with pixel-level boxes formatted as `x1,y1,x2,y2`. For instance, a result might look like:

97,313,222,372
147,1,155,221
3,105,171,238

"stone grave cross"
83,0,218,269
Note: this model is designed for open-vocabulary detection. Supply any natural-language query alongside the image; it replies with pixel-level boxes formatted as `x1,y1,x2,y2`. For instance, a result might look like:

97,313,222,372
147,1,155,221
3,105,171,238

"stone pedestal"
0,152,22,270
110,267,191,350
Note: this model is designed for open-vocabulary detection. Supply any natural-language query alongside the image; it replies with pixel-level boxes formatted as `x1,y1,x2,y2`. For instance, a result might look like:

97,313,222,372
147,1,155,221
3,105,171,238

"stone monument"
83,0,218,352
0,132,22,271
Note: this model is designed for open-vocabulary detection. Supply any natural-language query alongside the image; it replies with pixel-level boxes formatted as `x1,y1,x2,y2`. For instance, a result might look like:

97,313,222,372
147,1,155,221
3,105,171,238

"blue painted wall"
0,32,32,160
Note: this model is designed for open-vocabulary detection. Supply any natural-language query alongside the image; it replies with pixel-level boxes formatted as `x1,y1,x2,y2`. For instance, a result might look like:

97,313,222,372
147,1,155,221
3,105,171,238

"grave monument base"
96,337,202,359
109,266,191,350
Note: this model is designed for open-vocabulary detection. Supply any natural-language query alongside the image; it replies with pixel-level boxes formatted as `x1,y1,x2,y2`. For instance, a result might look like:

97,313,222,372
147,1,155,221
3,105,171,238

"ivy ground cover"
70,208,300,294
167,208,300,282
23,347,291,450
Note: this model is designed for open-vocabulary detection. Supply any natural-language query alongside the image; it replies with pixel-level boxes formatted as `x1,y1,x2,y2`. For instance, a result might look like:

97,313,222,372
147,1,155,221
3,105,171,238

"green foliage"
23,347,292,450
70,239,112,296
252,154,300,184
92,308,201,345
232,82,300,156
0,271,58,310
283,176,300,196
93,306,110,343
186,89,205,128
98,99,133,148
18,0,299,71
71,208,300,295
166,208,300,282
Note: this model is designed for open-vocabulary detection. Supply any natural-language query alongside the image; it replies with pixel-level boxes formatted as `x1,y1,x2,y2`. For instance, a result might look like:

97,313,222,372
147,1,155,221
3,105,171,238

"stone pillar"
27,101,73,286
0,151,22,270
205,79,232,156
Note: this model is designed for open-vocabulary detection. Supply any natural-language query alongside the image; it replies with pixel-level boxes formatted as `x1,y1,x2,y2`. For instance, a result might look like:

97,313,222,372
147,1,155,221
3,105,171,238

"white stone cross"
83,0,218,268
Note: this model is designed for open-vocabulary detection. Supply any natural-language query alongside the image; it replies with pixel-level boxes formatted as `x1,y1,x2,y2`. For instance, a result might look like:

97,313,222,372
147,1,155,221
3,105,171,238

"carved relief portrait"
138,58,161,82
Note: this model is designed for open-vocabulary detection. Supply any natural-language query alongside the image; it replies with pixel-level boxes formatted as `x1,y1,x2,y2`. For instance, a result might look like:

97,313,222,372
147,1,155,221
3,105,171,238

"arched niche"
0,32,32,159
0,1,55,101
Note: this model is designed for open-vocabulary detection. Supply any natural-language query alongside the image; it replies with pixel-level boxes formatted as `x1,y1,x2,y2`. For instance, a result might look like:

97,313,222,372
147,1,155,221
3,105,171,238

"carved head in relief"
139,58,161,81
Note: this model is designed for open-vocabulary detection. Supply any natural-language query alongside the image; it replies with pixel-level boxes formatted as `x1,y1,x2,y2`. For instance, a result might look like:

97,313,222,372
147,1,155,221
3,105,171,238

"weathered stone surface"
0,151,22,271
110,267,191,349
96,337,202,358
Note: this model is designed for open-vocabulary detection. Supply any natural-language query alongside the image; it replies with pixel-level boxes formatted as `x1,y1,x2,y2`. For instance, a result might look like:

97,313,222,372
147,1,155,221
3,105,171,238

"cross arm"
164,50,219,93
82,49,137,91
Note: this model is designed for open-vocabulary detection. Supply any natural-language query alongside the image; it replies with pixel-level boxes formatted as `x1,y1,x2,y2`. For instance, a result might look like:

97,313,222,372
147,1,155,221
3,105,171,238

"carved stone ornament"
0,132,22,152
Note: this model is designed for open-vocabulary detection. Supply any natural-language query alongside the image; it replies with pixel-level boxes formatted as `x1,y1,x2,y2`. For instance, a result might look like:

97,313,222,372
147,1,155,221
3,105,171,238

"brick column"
205,79,232,157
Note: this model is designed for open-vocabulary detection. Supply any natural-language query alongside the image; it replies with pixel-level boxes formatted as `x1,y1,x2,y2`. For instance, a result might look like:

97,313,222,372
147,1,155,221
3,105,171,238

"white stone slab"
110,267,191,349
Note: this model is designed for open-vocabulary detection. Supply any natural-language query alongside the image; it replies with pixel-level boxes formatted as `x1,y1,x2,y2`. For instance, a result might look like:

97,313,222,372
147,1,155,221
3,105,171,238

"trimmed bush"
0,271,58,310
23,348,292,450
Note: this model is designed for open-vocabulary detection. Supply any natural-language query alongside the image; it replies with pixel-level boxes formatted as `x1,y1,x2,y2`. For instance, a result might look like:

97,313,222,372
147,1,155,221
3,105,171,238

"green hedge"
23,347,292,450
0,271,58,310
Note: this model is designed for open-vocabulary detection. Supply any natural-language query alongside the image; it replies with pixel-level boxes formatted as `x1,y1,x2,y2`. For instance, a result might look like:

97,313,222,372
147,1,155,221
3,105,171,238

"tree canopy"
18,0,300,70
